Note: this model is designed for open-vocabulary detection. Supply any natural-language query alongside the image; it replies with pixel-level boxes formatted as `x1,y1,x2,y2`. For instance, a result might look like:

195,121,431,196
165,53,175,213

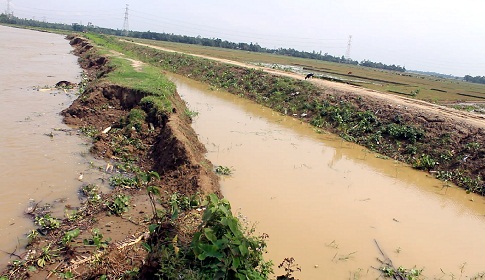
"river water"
0,26,107,267
2,26,485,279
170,74,485,279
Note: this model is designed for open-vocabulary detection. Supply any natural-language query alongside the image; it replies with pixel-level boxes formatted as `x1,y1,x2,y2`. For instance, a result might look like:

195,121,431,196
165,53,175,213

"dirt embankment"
65,35,219,196
2,36,220,279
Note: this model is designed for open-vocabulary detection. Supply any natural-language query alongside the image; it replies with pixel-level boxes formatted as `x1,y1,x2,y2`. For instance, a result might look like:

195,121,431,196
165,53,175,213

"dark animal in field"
305,73,314,80
348,71,353,75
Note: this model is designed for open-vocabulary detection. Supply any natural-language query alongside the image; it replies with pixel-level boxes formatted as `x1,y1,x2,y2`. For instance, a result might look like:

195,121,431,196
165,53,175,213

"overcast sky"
3,0,485,76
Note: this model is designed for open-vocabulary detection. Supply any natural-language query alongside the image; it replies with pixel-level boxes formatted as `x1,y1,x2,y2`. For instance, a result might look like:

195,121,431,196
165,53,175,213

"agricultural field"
132,38,485,109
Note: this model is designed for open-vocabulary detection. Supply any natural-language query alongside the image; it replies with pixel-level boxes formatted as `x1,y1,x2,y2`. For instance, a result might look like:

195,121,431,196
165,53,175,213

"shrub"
412,154,436,170
191,194,273,279
383,123,424,143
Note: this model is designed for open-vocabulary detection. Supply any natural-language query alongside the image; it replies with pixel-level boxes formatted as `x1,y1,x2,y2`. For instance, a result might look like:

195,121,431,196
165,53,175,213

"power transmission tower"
5,0,13,19
345,35,352,60
123,4,129,36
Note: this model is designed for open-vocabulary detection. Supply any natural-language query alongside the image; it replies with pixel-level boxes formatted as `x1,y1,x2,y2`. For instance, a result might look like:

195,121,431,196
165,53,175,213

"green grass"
85,34,175,119
106,55,175,99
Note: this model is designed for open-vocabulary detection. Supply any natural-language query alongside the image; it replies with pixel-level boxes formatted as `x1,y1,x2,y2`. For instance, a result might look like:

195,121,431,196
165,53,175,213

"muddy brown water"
169,73,485,279
0,26,108,267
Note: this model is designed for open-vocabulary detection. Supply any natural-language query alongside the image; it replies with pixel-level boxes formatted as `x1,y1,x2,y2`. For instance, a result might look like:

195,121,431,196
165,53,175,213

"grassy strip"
457,92,485,100
84,33,175,119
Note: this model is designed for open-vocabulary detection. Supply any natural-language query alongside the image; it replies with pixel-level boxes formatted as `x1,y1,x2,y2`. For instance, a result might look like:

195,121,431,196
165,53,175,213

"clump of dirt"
1,35,219,278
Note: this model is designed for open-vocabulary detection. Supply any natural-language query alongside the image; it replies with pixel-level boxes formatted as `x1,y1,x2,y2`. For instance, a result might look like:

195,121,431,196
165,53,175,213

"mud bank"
64,35,219,196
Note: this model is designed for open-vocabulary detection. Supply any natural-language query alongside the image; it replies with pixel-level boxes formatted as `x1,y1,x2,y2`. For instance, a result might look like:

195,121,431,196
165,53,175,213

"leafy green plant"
27,229,39,244
57,270,74,279
380,265,423,280
80,184,101,202
35,214,61,231
410,89,421,97
141,171,162,219
168,192,200,221
215,165,233,175
62,228,80,246
123,267,140,278
412,154,436,170
37,244,59,268
155,244,205,280
79,125,99,139
122,108,147,133
383,123,424,144
436,170,454,181
83,228,111,250
106,194,130,215
184,108,199,119
65,209,80,222
78,72,88,96
110,175,138,189
466,142,481,152
191,194,273,279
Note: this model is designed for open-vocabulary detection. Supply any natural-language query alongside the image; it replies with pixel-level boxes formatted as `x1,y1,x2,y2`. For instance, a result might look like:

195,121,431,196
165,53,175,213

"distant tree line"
359,60,406,72
1,14,405,72
464,75,485,84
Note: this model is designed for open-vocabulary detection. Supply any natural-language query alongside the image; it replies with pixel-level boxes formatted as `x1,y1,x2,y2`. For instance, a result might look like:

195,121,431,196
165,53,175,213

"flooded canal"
171,74,485,279
0,26,106,267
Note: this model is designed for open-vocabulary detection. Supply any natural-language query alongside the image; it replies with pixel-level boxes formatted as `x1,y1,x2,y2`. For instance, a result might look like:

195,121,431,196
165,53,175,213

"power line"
129,8,346,42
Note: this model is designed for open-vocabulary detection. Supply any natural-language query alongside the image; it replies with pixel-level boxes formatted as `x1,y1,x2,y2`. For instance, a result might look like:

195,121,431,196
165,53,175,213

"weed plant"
106,194,130,216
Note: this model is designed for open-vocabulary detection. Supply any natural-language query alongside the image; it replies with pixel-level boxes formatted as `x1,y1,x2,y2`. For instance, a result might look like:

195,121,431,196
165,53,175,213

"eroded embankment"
65,35,219,196
99,36,485,195
1,35,225,278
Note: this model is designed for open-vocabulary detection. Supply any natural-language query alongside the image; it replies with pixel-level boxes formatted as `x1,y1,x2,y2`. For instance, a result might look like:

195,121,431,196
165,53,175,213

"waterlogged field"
130,38,485,104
